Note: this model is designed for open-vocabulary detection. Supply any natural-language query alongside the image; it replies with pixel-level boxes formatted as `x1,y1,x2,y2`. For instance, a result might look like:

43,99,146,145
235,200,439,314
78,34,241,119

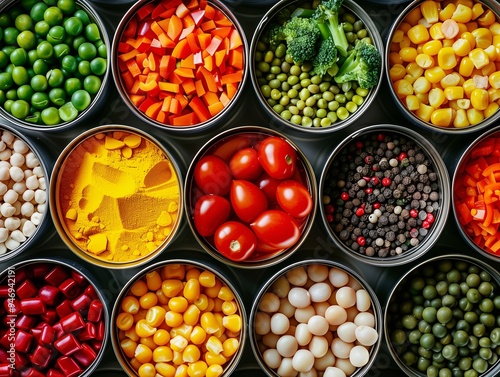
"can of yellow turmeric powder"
49,125,184,269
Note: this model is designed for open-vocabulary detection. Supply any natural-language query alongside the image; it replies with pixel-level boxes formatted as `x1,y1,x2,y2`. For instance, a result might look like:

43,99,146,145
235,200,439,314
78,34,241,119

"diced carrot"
159,55,176,79
187,33,200,53
169,72,184,85
204,4,216,19
159,82,180,92
214,11,233,27
221,71,242,85
195,79,206,97
129,94,145,107
161,96,172,112
145,101,162,118
229,28,242,50
182,78,196,95
212,27,232,39
225,82,238,99
229,48,243,69
119,49,139,63
168,15,183,41
175,93,189,110
208,101,224,116
157,19,170,34
198,33,211,50
121,71,135,92
219,92,230,106
189,96,211,122
174,67,195,78
180,54,196,69
203,91,219,106
185,0,199,9
171,39,191,59
215,49,227,67
130,79,141,95
156,110,167,123
201,19,216,32
136,3,155,20
203,55,213,72
158,7,176,18
176,2,190,18
126,60,141,77
171,112,197,126
151,3,166,19
169,97,181,115
182,14,195,28
139,80,158,93
138,96,156,112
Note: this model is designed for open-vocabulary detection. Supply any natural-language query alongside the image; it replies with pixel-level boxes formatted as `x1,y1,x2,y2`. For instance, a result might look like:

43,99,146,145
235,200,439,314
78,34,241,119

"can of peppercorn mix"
0,257,110,377
319,124,451,267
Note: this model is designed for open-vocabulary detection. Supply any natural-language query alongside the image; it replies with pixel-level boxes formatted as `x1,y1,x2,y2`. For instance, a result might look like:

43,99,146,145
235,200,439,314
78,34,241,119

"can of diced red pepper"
111,252,247,377
452,124,500,263
0,257,109,377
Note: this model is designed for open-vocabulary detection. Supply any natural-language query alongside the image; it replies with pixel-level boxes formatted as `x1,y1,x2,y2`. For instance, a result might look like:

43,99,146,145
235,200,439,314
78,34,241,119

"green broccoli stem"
317,23,331,41
327,16,348,56
290,8,316,18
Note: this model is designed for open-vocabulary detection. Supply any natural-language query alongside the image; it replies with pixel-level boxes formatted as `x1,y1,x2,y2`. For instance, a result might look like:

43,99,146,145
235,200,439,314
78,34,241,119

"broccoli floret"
313,0,349,57
334,40,381,89
266,23,285,52
282,16,321,64
312,37,338,77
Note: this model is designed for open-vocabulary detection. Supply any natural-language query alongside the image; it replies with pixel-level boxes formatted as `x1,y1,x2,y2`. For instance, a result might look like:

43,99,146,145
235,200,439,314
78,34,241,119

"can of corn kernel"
0,257,110,377
49,124,184,269
111,253,247,377
0,122,52,264
249,258,383,377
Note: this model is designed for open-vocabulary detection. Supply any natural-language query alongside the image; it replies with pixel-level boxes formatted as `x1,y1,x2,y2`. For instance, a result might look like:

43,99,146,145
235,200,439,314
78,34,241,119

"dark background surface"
0,0,498,376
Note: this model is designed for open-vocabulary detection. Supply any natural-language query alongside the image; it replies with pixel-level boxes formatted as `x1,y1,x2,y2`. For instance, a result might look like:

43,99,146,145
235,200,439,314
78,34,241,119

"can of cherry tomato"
184,125,317,269
0,257,110,377
111,252,247,377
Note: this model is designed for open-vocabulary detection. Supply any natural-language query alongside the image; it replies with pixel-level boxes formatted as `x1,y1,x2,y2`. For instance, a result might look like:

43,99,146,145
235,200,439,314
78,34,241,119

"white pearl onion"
336,322,358,343
263,348,281,369
288,287,311,308
295,323,312,346
330,337,354,359
324,366,346,377
270,313,290,335
307,315,329,336
277,358,297,377
354,312,376,327
276,335,298,357
349,345,370,367
336,286,356,308
356,289,372,312
325,305,347,326
307,264,329,282
309,282,332,303
328,268,349,287
292,349,315,373
286,266,308,286
309,336,328,358
355,325,379,346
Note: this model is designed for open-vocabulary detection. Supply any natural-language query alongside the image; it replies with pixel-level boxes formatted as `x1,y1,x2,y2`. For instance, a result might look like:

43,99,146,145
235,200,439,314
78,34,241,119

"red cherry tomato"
251,210,300,249
230,180,268,223
255,172,280,203
255,238,282,254
214,221,257,261
258,136,297,180
229,147,262,181
193,155,232,196
276,180,313,218
193,195,231,237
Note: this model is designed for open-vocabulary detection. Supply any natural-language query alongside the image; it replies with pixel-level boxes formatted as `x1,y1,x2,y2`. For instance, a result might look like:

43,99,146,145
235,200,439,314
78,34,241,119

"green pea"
12,66,29,86
296,99,305,111
78,42,97,60
84,23,101,42
32,59,49,75
30,74,47,91
48,88,66,106
31,92,49,109
3,27,19,46
34,20,50,36
3,99,13,112
357,29,368,39
275,43,286,58
472,358,488,373
272,104,284,114
326,111,337,123
290,114,301,124
40,106,60,124
74,10,90,26
328,100,339,111
427,365,439,377
44,7,63,26
0,52,8,69
335,93,346,104
345,101,357,113
96,40,107,59
280,110,291,120
10,48,27,66
36,41,53,59
10,99,30,119
336,106,349,120
320,117,331,127
17,30,36,50
301,116,312,127
300,78,311,88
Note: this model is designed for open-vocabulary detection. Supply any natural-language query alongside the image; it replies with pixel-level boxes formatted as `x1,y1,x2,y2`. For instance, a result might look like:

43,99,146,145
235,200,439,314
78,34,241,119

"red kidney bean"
73,343,96,367
59,279,80,299
56,356,82,377
77,322,96,342
17,279,38,299
70,293,91,313
0,364,11,377
0,287,9,297
23,367,46,377
38,285,61,305
39,324,55,345
71,271,87,286
87,299,103,322
47,370,66,377
56,299,73,319
15,330,33,353
30,344,53,369
54,333,82,355
44,266,68,285
60,312,86,333
20,298,46,315
83,284,97,300
15,314,37,331
52,322,65,339
40,309,58,325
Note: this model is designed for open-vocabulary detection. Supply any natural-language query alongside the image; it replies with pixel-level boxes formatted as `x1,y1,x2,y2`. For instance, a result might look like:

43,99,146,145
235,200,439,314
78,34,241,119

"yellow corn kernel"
165,311,184,328
420,1,439,24
135,343,153,364
472,3,484,20
437,47,458,70
408,24,430,45
469,48,490,69
482,62,497,76
162,279,184,298
406,6,422,26
404,73,418,85
416,54,435,69
170,335,189,352
184,278,201,302
400,35,412,49
422,39,443,56
184,304,201,326
444,86,464,100
136,319,157,338
390,64,406,81
217,286,234,302
172,350,184,366
400,47,418,63
186,268,201,281
146,270,162,291
440,72,462,88
140,292,159,309
130,358,142,372
470,88,489,110
439,3,456,21
175,364,188,377
484,45,498,61
190,326,207,345
193,293,209,312
399,22,412,34
213,312,225,336
222,338,239,358
466,21,479,33
162,264,186,280
117,312,134,331
187,361,208,377
121,338,137,359
467,108,485,124
198,270,216,288
459,56,475,77
484,102,499,118
425,66,446,83
146,305,167,328
454,108,470,127
156,362,176,377
489,71,500,89
156,289,170,305
452,38,472,57
121,296,140,314
170,323,193,339
406,61,424,77
204,279,222,299
392,29,405,44
416,103,435,121
125,327,140,342
182,344,201,363
429,87,446,107
490,22,500,36
472,28,493,49
205,298,215,312
389,52,404,66
222,314,242,332
489,88,500,102
206,365,223,377
442,39,454,48
430,108,454,127
138,363,156,377
478,10,496,27
154,329,171,346
130,280,149,297
206,335,224,354
140,336,157,350
463,78,477,97
461,31,476,49
133,309,147,323
452,4,472,23
430,23,445,39
413,76,432,94
457,98,471,109
169,296,188,313
416,92,429,105
393,79,414,97
200,312,222,334
221,301,238,316
204,352,227,366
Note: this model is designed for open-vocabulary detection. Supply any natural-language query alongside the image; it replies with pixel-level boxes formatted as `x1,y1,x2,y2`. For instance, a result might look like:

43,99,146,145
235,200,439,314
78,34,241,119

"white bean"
309,336,328,358
10,152,24,167
0,141,5,152
10,230,26,243
25,152,39,168
277,358,297,377
31,212,43,225
308,315,329,336
5,237,20,250
276,335,298,358
292,349,315,373
355,325,379,346
21,202,35,217
263,349,282,369
259,292,281,313
0,243,6,254
0,182,7,196
336,286,356,309
356,289,372,312
336,322,357,343
286,266,308,286
262,333,279,348
9,166,24,182
325,305,347,326
26,175,39,190
22,189,35,201
349,345,370,367
21,221,36,237
313,350,336,371
279,297,295,318
33,166,43,177
309,282,332,303
328,267,349,287
354,312,375,327
255,312,271,335
288,287,311,308
0,203,15,217
294,305,315,323
0,149,11,161
323,366,346,377
330,337,354,359
0,166,9,180
335,358,357,376
13,182,26,194
34,189,46,204
295,323,312,346
13,139,28,154
0,228,8,243
313,302,329,317
4,189,18,204
5,217,20,231
38,177,46,190
299,369,318,377
307,264,329,282
270,313,290,335
272,276,291,298
2,131,14,144
37,203,46,214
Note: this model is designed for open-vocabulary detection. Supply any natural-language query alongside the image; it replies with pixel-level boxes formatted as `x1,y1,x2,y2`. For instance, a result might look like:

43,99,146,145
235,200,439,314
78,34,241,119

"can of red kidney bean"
319,124,451,267
0,257,109,377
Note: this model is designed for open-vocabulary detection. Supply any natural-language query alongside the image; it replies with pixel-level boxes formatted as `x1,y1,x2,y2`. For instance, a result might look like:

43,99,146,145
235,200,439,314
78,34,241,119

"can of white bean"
0,123,51,263
249,258,383,377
